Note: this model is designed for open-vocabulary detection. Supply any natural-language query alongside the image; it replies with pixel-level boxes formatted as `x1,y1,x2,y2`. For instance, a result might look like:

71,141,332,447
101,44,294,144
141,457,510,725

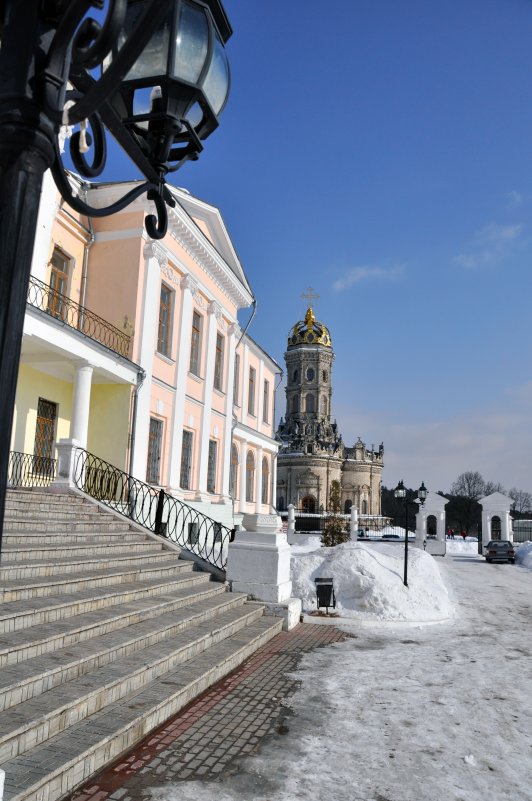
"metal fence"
279,510,392,536
73,449,234,571
7,451,56,488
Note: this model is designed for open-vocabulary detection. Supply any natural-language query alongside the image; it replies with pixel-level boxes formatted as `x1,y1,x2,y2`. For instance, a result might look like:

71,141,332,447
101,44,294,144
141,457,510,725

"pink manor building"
12,172,280,530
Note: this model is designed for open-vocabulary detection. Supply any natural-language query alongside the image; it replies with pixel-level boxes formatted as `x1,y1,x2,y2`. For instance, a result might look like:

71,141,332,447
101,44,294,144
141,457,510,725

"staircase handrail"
73,448,234,570
8,450,57,488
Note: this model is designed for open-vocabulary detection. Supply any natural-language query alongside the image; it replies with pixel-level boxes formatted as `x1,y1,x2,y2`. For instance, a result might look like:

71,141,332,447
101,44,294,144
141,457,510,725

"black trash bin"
314,577,336,614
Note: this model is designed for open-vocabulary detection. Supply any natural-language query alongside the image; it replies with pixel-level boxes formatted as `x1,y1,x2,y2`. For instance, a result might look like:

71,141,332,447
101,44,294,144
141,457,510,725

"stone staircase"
0,489,282,801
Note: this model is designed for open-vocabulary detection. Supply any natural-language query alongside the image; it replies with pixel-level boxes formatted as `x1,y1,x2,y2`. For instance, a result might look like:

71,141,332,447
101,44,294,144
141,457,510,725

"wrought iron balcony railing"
27,276,131,359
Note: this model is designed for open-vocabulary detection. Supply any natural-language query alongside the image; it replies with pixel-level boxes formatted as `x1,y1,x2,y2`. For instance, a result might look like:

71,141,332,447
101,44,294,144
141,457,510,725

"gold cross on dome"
301,287,319,307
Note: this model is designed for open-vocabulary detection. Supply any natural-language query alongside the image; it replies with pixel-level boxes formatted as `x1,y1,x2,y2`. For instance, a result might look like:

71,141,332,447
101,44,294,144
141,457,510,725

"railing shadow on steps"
72,449,235,571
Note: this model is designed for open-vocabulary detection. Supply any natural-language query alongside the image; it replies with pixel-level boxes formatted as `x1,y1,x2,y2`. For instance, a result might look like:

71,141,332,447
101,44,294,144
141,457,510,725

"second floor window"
157,284,172,356
214,333,224,391
233,354,240,405
207,439,218,493
190,311,202,375
180,430,193,489
48,248,70,320
263,380,270,423
248,367,256,415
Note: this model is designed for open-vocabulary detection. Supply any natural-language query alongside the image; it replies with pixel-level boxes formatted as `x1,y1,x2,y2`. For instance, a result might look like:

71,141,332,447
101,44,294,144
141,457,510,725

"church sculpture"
276,297,383,515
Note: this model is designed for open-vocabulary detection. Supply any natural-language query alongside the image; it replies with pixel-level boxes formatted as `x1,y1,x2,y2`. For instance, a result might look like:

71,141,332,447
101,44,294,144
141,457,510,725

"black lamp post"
0,0,232,556
394,479,428,587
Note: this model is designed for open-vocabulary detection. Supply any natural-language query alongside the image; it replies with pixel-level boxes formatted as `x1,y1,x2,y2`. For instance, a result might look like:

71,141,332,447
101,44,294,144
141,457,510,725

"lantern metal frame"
0,0,232,557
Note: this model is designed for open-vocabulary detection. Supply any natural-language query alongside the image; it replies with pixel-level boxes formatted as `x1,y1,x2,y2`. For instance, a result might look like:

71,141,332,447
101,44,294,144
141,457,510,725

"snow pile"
291,540,453,623
446,539,479,555
515,541,532,568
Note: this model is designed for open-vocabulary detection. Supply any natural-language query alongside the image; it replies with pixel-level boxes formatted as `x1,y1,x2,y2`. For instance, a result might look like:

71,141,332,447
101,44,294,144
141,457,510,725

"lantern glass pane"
184,101,204,128
202,32,229,114
173,2,209,83
115,4,171,80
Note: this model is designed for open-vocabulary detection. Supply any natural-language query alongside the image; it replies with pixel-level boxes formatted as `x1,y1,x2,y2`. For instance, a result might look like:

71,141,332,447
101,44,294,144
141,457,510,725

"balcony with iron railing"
27,276,131,359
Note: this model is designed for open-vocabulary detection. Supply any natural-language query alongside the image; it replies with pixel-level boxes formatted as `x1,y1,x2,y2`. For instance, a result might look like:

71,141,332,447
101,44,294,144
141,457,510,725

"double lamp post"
394,479,427,587
0,0,232,554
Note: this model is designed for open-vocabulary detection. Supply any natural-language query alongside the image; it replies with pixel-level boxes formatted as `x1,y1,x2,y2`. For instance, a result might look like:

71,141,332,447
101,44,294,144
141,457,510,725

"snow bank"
291,541,453,623
515,541,532,569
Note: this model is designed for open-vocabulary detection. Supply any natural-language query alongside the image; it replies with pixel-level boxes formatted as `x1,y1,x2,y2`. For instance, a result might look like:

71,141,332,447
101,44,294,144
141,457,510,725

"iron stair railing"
73,449,234,570
7,451,57,488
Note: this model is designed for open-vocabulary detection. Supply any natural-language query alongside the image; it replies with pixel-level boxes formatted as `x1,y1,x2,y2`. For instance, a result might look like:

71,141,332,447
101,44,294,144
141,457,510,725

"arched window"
301,495,316,513
491,515,502,540
292,395,299,413
305,394,315,413
246,451,255,503
277,496,285,511
229,444,239,498
320,395,327,415
261,456,269,505
361,499,368,514
344,499,352,514
293,370,298,383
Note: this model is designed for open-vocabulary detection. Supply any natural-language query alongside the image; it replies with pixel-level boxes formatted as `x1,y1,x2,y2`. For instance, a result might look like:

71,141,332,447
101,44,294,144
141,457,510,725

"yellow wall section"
87,384,132,471
11,366,73,455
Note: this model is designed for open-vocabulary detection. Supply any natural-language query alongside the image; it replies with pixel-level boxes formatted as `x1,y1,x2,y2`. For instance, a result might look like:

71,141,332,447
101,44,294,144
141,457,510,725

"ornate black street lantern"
0,0,232,554
394,480,428,587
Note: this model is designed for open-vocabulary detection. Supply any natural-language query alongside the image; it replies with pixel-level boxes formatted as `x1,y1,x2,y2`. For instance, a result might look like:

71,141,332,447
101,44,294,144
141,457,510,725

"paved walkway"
67,624,349,801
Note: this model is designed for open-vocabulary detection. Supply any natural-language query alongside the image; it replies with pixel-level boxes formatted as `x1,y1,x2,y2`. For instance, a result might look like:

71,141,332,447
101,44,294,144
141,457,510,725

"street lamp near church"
394,480,428,587
0,0,232,554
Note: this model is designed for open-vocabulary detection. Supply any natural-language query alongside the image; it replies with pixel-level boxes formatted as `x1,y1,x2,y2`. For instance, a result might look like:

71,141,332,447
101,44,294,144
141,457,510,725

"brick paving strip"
66,624,350,801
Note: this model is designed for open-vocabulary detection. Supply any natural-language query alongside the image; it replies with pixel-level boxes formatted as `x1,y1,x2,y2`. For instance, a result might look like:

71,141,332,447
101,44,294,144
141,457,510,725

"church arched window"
320,395,327,415
261,456,269,505
344,499,352,514
361,499,368,515
301,495,316,513
292,395,299,413
305,394,315,413
229,444,239,498
293,370,298,383
246,451,255,503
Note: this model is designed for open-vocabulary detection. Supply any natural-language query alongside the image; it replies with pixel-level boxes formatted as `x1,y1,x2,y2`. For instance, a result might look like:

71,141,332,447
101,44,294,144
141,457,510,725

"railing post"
154,488,166,535
350,505,358,538
50,439,80,492
287,504,296,544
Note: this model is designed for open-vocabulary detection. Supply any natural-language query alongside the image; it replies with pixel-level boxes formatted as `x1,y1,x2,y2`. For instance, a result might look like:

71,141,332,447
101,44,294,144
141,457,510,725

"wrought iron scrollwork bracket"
41,0,179,240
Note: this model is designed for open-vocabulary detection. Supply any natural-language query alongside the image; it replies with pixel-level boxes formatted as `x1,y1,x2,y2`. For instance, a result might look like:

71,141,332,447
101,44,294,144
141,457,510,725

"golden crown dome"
287,307,332,348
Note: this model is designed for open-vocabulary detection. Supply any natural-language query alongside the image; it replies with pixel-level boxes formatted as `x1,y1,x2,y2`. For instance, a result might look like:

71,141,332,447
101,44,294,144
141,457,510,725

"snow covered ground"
150,544,532,801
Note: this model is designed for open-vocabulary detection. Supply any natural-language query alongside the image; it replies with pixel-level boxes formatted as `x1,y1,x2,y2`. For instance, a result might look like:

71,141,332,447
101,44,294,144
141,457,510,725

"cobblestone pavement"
67,624,349,801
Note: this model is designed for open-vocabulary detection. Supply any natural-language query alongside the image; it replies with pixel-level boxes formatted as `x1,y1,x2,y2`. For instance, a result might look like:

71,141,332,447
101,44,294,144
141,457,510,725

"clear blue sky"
100,0,532,495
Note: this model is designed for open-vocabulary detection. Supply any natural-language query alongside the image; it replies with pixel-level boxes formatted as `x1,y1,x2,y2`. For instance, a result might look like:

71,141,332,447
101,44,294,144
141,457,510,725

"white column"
271,451,278,513
168,273,198,489
350,505,359,537
70,363,93,449
239,438,248,513
221,324,237,499
255,445,263,514
437,511,446,541
197,301,221,497
131,242,165,479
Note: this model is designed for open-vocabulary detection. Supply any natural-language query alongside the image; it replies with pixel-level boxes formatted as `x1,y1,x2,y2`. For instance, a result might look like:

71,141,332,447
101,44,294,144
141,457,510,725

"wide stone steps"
0,593,249,712
0,556,193,602
0,487,283,801
1,617,281,801
0,583,226,668
0,549,178,580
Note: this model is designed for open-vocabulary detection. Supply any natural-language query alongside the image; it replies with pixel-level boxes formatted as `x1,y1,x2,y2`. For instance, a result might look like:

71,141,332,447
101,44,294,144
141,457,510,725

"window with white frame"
189,311,202,375
246,450,255,502
157,284,173,356
261,456,269,505
248,367,256,415
207,439,217,493
263,379,269,423
180,430,193,489
214,333,224,391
